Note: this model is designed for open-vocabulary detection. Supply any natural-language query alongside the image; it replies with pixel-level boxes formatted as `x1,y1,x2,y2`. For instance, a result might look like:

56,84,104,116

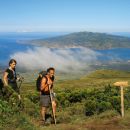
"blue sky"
0,0,130,32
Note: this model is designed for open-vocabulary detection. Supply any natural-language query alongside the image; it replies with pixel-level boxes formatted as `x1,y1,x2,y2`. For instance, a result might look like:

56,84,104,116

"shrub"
26,92,40,104
85,99,97,116
110,96,121,113
97,101,112,113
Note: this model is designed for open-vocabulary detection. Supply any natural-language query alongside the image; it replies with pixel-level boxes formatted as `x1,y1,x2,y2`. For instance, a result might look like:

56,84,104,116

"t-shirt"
5,68,17,83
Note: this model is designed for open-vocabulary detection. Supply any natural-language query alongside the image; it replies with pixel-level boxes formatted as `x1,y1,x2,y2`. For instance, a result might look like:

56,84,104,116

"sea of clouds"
10,46,101,72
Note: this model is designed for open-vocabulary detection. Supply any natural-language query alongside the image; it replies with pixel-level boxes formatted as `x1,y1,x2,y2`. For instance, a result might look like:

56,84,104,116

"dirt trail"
84,117,129,130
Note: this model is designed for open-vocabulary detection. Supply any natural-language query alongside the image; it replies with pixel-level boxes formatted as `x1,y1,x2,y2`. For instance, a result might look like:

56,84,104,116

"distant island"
19,32,130,49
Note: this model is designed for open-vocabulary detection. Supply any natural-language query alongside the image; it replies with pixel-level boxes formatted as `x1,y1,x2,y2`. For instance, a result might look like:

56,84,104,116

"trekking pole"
17,77,24,101
17,75,24,91
18,80,22,90
49,85,57,125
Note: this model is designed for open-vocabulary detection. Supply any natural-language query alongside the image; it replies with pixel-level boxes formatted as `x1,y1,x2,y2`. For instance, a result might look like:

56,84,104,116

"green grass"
1,69,130,130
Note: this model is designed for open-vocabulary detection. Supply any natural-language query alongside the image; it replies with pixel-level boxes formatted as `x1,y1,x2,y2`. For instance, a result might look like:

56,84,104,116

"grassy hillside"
1,69,130,130
28,32,130,49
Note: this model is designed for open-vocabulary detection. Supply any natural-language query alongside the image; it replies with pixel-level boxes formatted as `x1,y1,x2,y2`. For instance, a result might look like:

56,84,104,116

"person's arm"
50,80,54,93
41,77,48,91
3,72,8,86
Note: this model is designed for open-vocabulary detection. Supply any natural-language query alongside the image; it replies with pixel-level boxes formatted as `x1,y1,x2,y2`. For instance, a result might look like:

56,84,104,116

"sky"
0,0,130,32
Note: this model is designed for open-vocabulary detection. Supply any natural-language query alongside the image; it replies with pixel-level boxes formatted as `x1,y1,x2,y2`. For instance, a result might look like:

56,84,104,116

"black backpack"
36,71,55,92
0,78,4,90
36,71,47,91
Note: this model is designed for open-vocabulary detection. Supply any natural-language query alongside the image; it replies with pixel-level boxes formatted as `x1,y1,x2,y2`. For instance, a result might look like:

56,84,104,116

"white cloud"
10,47,100,72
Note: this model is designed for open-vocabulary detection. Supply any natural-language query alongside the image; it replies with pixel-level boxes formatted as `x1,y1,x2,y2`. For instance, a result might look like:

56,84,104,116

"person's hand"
48,83,52,86
17,77,20,81
48,80,53,86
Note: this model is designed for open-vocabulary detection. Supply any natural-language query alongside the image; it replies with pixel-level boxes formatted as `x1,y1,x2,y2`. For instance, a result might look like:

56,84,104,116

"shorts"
40,95,51,107
40,93,56,107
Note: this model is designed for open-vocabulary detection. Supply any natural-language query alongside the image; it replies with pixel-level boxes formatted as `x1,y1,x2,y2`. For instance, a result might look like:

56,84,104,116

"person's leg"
40,95,50,123
11,83,21,100
52,101,56,116
41,107,46,121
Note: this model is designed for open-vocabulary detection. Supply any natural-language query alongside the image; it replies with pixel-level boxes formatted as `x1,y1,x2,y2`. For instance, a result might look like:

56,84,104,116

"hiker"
40,67,56,124
3,59,21,100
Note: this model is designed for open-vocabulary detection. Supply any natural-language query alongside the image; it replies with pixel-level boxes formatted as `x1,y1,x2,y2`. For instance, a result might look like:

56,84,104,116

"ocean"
0,32,130,68
0,32,66,65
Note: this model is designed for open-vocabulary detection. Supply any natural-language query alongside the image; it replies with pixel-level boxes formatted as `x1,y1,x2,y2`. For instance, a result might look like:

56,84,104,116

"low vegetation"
1,69,130,130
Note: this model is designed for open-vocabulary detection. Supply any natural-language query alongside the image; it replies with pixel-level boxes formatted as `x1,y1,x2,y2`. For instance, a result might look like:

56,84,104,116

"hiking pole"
49,85,57,125
17,76,24,89
17,76,24,101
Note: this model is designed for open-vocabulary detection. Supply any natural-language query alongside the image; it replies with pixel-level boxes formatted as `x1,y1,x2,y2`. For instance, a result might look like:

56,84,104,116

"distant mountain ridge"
28,32,130,49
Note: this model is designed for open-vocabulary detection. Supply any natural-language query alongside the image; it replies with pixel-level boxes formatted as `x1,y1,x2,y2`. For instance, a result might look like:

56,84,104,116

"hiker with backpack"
39,67,56,125
3,59,22,100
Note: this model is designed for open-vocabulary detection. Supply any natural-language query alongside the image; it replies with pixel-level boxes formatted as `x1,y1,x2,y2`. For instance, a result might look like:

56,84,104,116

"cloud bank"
10,47,101,72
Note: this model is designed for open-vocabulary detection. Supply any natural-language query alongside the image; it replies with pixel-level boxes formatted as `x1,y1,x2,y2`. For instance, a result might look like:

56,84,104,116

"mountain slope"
1,69,130,130
29,32,130,49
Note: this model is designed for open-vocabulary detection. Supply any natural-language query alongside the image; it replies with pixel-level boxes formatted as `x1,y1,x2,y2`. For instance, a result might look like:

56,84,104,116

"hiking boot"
45,117,51,125
39,119,45,126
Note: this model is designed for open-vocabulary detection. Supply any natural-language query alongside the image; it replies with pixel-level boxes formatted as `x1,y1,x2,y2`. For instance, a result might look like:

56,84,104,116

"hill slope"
28,32,130,49
1,69,130,130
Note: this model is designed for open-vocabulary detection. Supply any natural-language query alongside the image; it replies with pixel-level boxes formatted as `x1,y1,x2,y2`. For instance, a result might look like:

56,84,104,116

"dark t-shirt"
5,68,19,94
5,68,17,83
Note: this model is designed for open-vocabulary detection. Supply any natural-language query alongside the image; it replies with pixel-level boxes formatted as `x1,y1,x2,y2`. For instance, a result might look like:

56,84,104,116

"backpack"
0,78,4,90
36,71,55,92
36,71,47,91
